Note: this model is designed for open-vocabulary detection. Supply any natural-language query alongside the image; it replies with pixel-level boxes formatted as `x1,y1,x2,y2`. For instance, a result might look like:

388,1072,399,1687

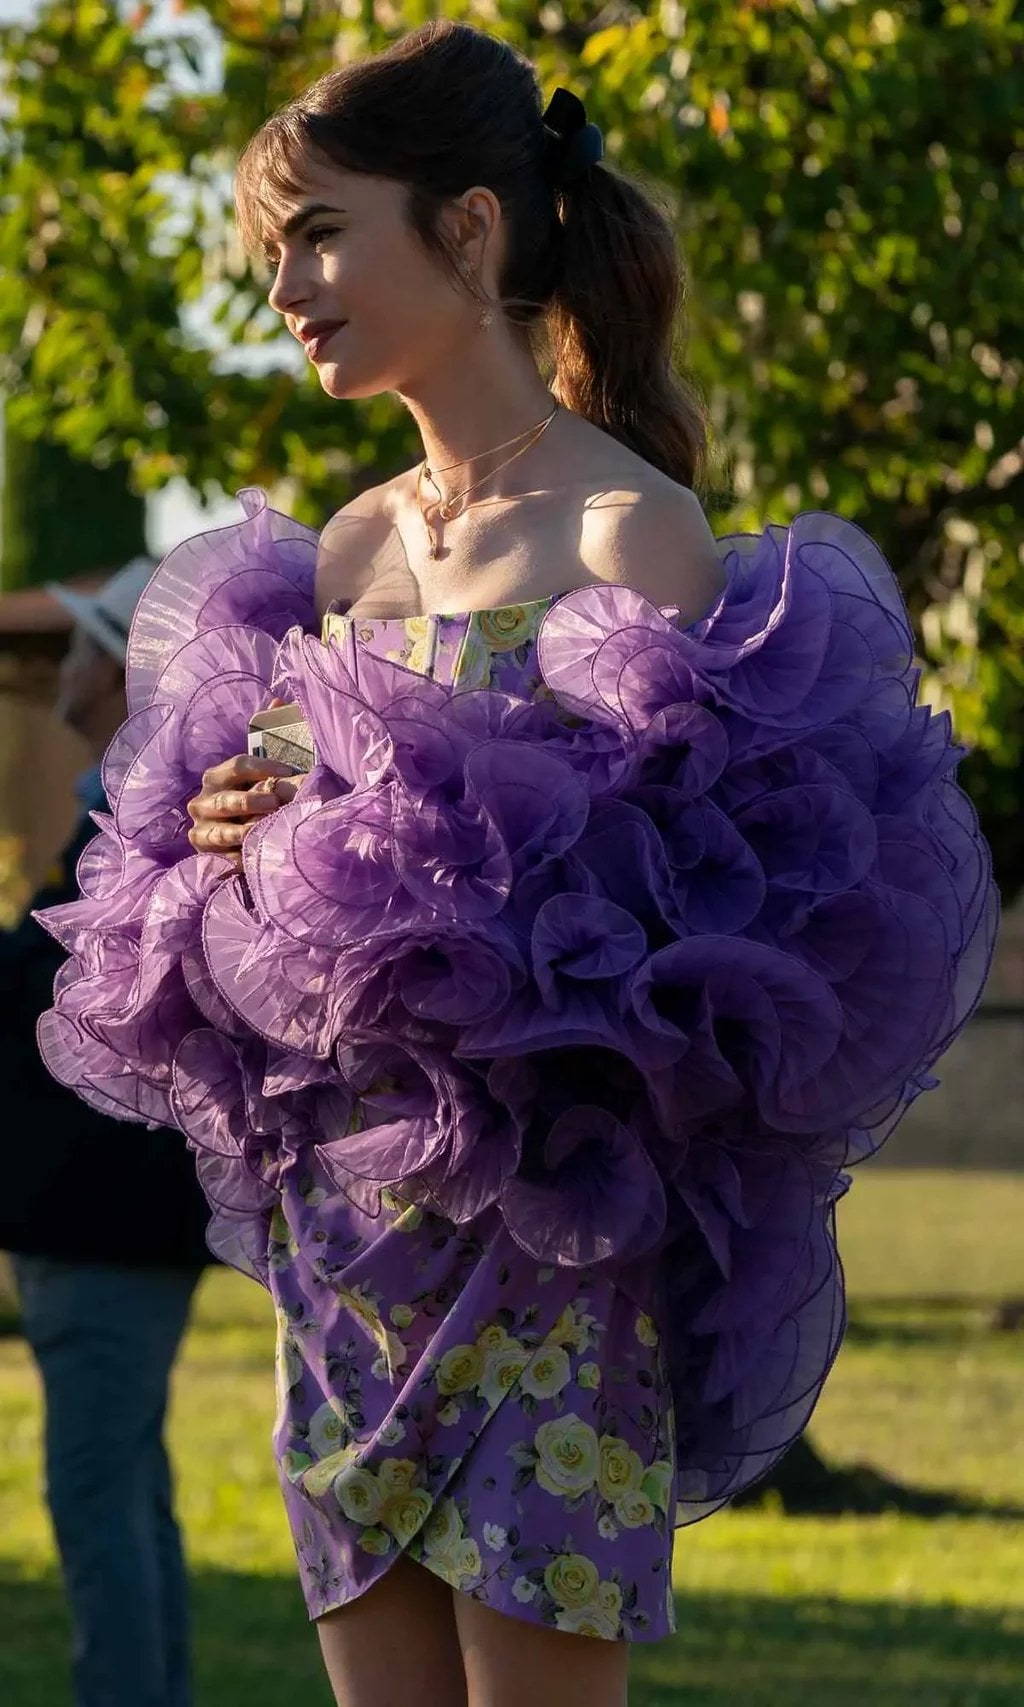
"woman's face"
262,159,482,400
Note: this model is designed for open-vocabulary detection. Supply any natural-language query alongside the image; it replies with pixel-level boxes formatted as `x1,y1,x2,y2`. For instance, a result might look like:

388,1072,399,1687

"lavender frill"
36,488,997,1517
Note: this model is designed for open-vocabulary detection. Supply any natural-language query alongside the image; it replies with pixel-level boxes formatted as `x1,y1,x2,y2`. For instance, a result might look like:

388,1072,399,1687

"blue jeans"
13,1255,203,1707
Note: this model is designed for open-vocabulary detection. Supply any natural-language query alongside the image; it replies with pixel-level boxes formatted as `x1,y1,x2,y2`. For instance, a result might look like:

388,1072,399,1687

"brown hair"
235,20,706,490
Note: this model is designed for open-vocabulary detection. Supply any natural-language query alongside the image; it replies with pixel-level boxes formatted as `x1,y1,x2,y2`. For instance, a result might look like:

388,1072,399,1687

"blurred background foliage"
0,0,1021,889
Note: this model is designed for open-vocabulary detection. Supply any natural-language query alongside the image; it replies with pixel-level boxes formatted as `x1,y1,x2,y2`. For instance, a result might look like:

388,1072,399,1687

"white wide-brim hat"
46,555,156,665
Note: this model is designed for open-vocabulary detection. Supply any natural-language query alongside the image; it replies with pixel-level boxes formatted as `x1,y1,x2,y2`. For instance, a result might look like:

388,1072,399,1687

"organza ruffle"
37,494,996,1518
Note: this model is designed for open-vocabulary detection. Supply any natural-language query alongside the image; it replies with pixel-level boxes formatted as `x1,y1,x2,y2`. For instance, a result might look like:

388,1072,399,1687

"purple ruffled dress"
36,491,996,1639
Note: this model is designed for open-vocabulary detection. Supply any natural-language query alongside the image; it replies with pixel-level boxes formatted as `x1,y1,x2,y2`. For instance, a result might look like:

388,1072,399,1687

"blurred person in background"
0,557,212,1707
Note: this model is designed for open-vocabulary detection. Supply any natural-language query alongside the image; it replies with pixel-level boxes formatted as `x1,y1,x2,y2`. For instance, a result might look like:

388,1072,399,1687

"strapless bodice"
320,595,558,695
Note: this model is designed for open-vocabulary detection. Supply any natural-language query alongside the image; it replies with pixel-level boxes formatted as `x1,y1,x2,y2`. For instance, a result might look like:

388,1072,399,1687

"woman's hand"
186,754,300,868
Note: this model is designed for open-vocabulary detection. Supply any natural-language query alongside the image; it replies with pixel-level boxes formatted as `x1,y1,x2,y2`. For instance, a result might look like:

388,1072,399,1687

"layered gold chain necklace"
417,401,559,560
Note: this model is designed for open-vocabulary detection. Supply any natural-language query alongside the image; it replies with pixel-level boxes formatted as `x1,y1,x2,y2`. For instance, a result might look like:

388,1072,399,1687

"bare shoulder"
579,480,726,625
315,469,415,615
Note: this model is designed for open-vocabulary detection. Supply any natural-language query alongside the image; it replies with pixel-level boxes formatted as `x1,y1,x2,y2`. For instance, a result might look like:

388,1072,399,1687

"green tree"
1,422,146,589
1,0,1021,884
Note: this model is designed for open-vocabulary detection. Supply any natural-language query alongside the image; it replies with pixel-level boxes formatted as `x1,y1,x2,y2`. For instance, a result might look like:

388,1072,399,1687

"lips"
299,321,346,361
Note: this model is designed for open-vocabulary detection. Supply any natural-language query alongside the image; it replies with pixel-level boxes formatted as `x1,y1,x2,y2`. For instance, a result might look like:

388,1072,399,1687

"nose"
267,250,311,318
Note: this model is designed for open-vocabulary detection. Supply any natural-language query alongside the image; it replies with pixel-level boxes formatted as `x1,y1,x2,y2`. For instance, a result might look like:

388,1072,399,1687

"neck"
397,333,560,498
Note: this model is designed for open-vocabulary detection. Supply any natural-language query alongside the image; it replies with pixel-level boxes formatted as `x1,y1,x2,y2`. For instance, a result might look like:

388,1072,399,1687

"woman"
38,21,995,1707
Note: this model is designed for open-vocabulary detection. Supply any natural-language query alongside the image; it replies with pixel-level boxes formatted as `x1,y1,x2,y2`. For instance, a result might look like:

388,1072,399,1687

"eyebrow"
266,203,346,245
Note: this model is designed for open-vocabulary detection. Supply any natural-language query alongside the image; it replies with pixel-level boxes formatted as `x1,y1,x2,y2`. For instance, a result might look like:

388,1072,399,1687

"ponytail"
547,164,707,493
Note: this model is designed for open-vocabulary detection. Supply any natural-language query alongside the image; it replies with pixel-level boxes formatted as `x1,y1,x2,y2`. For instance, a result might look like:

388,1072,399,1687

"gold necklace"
426,405,559,479
418,402,559,559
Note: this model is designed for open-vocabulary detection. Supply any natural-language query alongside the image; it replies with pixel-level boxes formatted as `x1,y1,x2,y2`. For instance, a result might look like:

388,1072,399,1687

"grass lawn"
2,1168,1022,1705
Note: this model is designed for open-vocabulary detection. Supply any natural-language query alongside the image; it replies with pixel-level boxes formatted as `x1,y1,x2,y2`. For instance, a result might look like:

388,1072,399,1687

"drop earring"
458,257,494,331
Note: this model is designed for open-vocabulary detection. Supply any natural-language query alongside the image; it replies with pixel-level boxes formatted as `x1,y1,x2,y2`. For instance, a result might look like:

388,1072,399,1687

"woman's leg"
454,1594,630,1707
316,1556,468,1707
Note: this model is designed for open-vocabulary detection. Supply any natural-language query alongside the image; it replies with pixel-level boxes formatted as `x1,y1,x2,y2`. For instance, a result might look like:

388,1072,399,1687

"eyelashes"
263,226,342,268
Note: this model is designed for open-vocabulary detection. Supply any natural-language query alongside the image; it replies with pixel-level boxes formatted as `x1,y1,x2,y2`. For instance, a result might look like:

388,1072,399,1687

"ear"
446,186,502,272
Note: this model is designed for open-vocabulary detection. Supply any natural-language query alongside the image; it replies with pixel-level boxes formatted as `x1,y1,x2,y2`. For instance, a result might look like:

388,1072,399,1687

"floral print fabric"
273,597,677,1639
320,596,555,697
272,1175,676,1639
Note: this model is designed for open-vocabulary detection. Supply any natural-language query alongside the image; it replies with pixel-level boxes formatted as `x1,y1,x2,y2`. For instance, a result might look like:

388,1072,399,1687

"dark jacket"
0,777,211,1267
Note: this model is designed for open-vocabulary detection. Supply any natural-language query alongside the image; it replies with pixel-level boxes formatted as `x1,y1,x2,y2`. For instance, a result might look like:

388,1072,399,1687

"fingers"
187,817,253,860
186,787,281,824
185,750,302,866
249,773,305,805
200,753,297,792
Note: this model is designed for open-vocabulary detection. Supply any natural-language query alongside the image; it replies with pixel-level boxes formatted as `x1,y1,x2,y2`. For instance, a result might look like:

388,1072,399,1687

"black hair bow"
542,87,604,188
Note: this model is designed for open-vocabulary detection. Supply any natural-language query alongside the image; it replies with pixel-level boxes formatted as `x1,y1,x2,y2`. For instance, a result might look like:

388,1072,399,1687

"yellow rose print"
357,1526,392,1557
475,1322,513,1353
532,1415,600,1498
426,1537,483,1590
333,1465,383,1526
597,1580,623,1617
376,1458,418,1495
519,1345,571,1402
477,605,535,650
554,1603,620,1639
435,1343,485,1395
543,1553,600,1609
612,1487,657,1529
307,1399,350,1459
406,637,433,675
597,1435,644,1503
478,1342,530,1408
379,1487,433,1546
422,1497,463,1556
301,1445,361,1499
